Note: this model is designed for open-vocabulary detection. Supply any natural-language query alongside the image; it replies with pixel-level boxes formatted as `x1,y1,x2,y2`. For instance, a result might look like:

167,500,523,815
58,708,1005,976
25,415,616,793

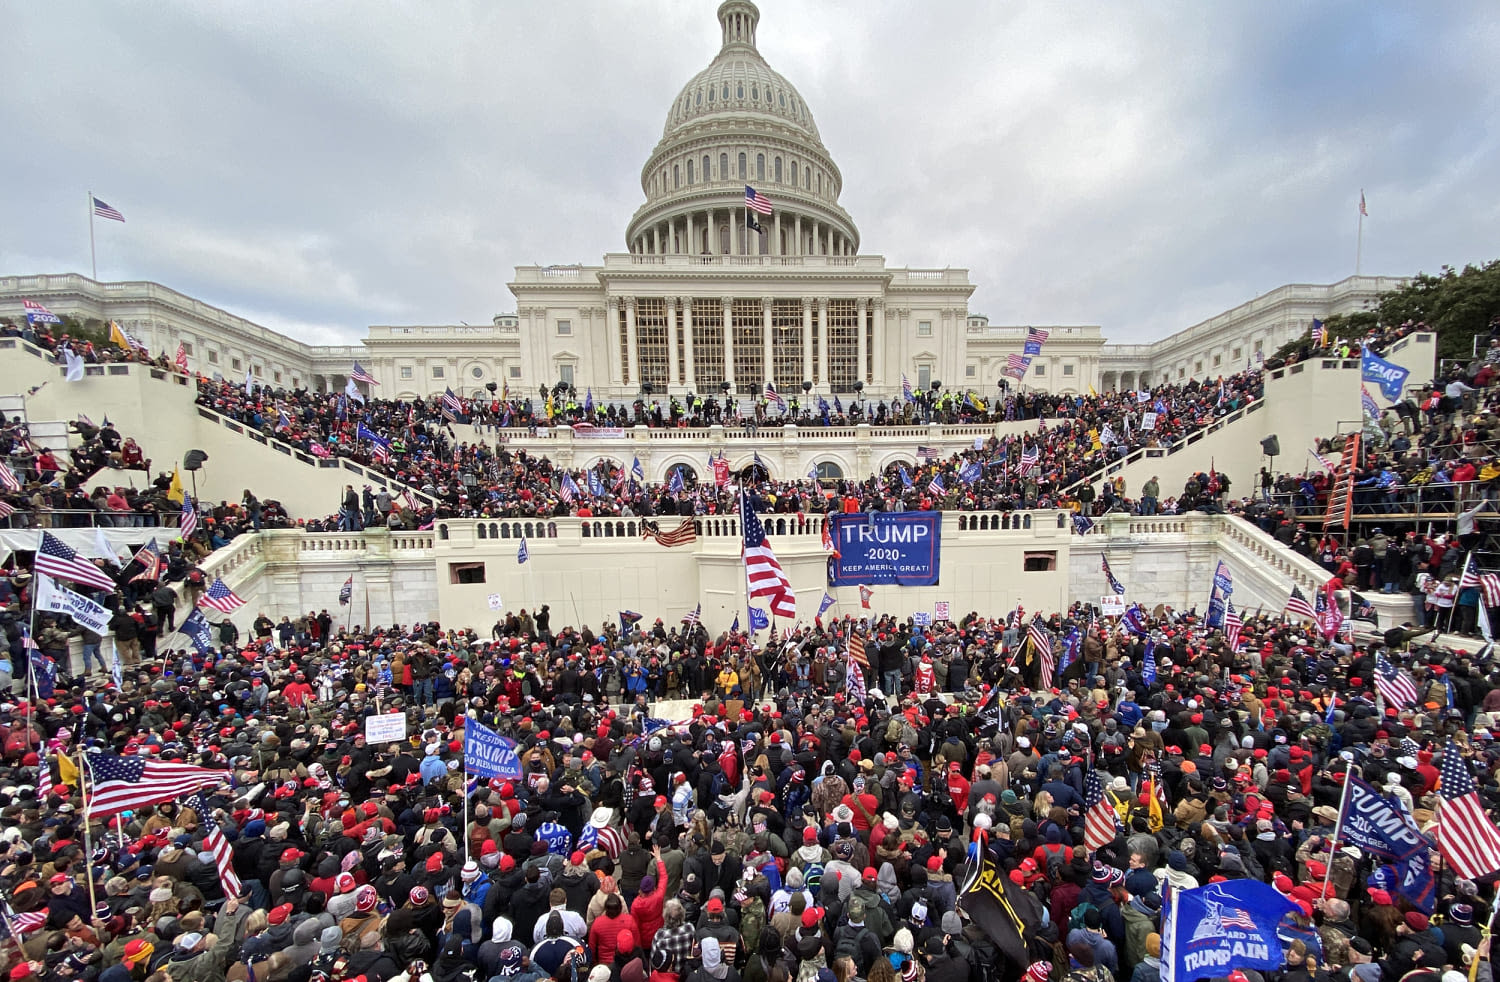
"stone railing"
1058,399,1267,494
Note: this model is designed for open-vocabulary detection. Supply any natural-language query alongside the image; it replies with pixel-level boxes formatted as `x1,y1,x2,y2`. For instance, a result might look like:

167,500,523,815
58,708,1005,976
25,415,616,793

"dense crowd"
0,588,1498,982
0,417,164,528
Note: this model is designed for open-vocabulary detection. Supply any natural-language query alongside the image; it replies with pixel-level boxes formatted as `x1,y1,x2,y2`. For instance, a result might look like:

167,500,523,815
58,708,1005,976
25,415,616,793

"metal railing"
0,508,178,529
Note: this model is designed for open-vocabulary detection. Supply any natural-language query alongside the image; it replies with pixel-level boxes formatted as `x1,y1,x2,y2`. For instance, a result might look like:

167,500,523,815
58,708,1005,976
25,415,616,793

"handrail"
0,508,176,529
1058,400,1265,495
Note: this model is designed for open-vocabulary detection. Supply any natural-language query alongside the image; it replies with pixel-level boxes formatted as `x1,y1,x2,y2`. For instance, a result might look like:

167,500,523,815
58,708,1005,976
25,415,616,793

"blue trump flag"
1141,641,1157,685
180,609,216,655
463,718,522,780
749,606,770,631
1361,345,1410,402
1337,775,1436,912
1162,880,1296,982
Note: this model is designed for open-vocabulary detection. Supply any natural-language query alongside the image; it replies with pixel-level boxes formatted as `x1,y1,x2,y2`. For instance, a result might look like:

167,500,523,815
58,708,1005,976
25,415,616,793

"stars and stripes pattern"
339,575,353,606
641,518,697,547
1018,446,1040,476
916,445,940,461
927,475,945,497
400,488,419,512
34,531,118,592
1311,319,1328,348
1101,554,1124,595
1224,600,1244,651
180,498,198,539
1030,616,1054,689
1026,327,1050,347
1083,768,1122,852
1436,741,1500,880
741,490,795,618
349,361,379,386
1457,554,1500,607
848,632,868,669
901,373,915,403
0,500,15,519
92,196,125,222
128,541,164,583
179,791,242,898
846,645,866,699
198,577,246,613
1006,353,1030,376
744,185,773,214
682,604,701,626
1374,653,1419,709
558,474,581,503
764,381,785,408
83,753,226,817
1284,585,1316,621
0,461,22,492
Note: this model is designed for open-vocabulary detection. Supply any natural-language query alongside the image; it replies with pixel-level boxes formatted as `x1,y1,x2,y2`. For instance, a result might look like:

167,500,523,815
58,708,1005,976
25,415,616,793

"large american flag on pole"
349,361,379,386
1030,616,1054,689
180,791,242,898
744,186,773,215
1224,600,1243,651
198,577,246,613
1018,446,1040,476
84,753,226,817
1374,654,1419,709
180,497,198,539
34,531,118,592
1083,768,1121,852
1436,740,1500,880
741,490,795,618
1284,585,1316,621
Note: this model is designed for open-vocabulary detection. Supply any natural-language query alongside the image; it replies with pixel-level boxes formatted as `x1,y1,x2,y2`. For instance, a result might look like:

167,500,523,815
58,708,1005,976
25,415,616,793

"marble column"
722,297,735,389
686,213,695,256
683,299,696,389
665,297,679,388
773,212,781,256
802,298,814,383
606,298,621,385
624,297,639,388
857,298,868,386
761,297,774,391
794,215,802,257
817,297,830,384
872,299,886,387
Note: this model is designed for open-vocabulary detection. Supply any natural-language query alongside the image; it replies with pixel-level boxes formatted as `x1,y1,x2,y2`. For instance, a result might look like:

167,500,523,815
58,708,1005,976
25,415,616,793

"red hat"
1368,888,1393,906
803,826,818,842
282,847,304,862
500,854,517,872
481,840,499,856
1199,744,1212,755
570,851,586,866
927,855,943,871
654,795,667,808
705,898,725,914
1405,912,1430,932
862,867,877,881
426,852,445,873
801,907,822,929
268,903,294,926
49,873,70,885
9,966,33,982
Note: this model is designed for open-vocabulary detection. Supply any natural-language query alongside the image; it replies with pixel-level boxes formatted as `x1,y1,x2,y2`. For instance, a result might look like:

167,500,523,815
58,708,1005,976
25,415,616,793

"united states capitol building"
1,1,1400,405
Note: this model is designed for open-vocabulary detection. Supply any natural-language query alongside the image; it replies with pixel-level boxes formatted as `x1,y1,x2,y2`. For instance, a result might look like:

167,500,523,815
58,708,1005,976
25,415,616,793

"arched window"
488,522,498,538
740,461,770,483
673,164,680,189
738,153,747,179
791,161,798,185
687,159,694,184
547,522,557,538
696,89,703,106
500,523,511,538
816,172,821,194
756,154,765,181
477,524,487,539
438,524,449,540
774,157,782,183
720,153,728,180
722,84,730,100
708,87,715,103
805,167,811,190
750,84,758,100
737,83,744,99
813,461,843,480
703,155,710,181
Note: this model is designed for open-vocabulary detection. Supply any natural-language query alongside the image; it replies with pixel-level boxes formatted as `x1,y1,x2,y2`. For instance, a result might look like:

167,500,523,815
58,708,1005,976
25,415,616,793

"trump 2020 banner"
1161,880,1296,982
1361,345,1410,402
463,718,523,780
827,512,941,587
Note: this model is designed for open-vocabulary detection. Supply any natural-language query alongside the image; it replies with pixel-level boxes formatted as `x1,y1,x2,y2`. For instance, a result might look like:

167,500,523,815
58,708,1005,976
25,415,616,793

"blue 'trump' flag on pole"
1361,345,1411,402
1161,880,1297,982
463,718,523,779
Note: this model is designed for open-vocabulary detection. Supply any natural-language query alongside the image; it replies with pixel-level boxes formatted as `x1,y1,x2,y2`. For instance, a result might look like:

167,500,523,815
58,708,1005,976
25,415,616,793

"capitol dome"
625,0,859,259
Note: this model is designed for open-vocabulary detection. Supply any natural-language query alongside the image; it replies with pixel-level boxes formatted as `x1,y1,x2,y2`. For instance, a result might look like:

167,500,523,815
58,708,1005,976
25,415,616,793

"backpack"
885,717,904,744
833,925,877,973
1068,899,1101,934
800,860,824,894
795,947,828,982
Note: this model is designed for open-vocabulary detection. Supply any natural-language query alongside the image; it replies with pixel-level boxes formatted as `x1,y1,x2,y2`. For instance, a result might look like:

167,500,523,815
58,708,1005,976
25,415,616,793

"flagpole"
79,748,99,915
87,191,97,281
1319,767,1354,901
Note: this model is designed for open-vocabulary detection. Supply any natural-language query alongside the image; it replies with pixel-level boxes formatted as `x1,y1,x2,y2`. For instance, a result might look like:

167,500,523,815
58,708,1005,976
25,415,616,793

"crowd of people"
0,590,1498,982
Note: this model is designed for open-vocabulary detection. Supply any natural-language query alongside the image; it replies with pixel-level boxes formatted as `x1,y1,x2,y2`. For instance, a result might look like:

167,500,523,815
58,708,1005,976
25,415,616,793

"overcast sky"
5,2,1498,346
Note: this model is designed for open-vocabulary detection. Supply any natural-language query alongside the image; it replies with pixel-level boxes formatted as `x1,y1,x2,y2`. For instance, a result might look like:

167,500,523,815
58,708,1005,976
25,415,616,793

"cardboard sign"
935,601,951,621
487,593,504,610
364,711,409,744
1100,595,1127,615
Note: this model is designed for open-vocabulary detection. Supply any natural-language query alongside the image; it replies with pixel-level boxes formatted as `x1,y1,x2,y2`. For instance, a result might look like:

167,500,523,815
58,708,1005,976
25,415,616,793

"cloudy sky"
5,2,1497,345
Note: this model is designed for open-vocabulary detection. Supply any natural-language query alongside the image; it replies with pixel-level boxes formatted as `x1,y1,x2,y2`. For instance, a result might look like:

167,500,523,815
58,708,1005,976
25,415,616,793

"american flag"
339,575,353,606
1083,768,1121,851
1026,328,1050,347
1224,600,1243,651
34,530,117,592
174,343,189,373
1311,319,1328,348
927,475,945,497
0,500,15,519
846,647,866,699
764,381,785,408
1374,654,1418,709
1436,740,1500,880
1030,616,1054,688
1219,909,1259,930
1101,554,1124,594
1006,353,1029,376
128,541,163,583
1310,446,1336,472
349,361,379,386
682,603,701,626
1019,446,1040,476
744,185,773,215
0,461,21,492
22,299,62,324
916,446,940,462
558,474,580,503
1457,553,1500,607
1284,585,1315,621
400,488,419,512
92,196,125,222
7,906,46,935
83,753,226,817
36,738,61,801
179,791,242,898
901,374,915,402
441,387,463,416
180,498,198,539
198,577,246,613
741,490,795,618
641,518,697,547
848,633,868,669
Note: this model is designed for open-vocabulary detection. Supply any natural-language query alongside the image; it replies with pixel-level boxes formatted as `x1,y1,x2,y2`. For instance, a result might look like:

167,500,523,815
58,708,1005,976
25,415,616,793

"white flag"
244,369,254,395
345,377,366,404
34,573,113,635
64,347,85,382
93,527,121,566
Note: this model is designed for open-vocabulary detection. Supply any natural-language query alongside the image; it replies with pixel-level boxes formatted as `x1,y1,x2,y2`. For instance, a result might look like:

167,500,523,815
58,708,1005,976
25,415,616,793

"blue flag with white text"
1361,345,1411,402
749,606,770,631
1162,880,1297,982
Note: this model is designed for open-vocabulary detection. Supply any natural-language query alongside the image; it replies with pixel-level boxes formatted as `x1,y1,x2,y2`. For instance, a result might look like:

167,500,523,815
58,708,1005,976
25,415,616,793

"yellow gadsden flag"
57,753,78,787
167,468,185,504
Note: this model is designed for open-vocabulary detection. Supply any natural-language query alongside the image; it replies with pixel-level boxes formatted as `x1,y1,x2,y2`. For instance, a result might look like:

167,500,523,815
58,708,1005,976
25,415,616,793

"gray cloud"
3,1,1496,344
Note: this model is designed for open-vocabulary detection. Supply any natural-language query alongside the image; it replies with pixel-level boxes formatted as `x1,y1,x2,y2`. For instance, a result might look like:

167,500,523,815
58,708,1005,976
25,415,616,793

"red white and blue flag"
199,577,246,614
91,196,125,222
34,531,117,592
349,361,379,386
741,490,795,618
744,186,773,215
179,790,242,898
